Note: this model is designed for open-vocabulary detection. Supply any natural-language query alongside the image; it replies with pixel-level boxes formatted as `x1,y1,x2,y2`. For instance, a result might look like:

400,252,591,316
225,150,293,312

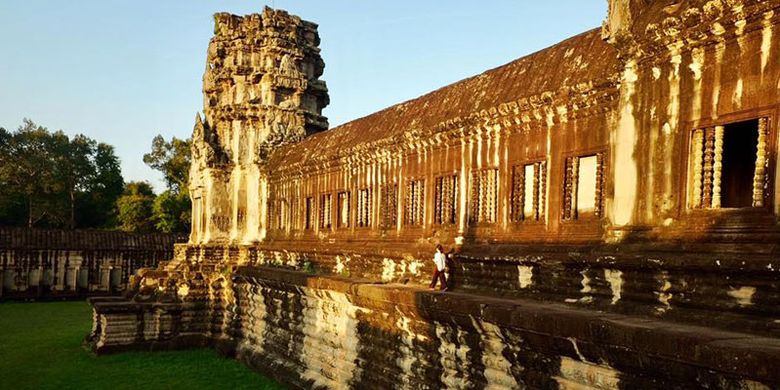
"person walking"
429,244,448,291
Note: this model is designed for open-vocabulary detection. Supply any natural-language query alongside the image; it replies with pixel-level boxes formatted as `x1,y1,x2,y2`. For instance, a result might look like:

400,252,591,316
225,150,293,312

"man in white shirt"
429,244,448,291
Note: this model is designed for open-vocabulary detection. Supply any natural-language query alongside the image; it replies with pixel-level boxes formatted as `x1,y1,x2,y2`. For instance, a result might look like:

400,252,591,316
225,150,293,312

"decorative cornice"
271,76,621,181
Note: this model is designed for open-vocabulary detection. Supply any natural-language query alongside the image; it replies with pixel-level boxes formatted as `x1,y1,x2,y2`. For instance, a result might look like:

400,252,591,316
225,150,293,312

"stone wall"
87,263,780,389
0,227,186,299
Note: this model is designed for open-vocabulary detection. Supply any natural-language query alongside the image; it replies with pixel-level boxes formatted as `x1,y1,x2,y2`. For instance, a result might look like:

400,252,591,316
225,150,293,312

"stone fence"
0,227,187,300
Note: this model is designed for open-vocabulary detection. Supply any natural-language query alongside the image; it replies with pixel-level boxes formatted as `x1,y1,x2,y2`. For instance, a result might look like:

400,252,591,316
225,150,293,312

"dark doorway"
721,119,758,208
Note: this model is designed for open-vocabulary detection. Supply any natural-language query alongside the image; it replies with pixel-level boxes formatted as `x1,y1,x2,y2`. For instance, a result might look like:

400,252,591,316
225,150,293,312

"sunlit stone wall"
188,7,329,246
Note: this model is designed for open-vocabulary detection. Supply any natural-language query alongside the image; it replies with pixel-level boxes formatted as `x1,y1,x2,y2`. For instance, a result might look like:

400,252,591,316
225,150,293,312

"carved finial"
193,112,205,140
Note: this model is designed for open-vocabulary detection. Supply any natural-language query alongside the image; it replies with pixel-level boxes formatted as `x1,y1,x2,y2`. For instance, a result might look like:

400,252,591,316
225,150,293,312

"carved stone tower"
188,7,329,245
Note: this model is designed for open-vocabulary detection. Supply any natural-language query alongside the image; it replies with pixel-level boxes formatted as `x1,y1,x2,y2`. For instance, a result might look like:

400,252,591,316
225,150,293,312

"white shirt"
434,251,447,271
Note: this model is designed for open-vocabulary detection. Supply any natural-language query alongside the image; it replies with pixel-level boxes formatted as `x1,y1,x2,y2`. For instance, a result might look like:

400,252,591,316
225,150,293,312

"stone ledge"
236,266,780,385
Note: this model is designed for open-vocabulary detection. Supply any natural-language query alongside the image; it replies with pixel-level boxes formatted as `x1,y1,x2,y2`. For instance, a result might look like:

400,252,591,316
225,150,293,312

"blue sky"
0,1,606,191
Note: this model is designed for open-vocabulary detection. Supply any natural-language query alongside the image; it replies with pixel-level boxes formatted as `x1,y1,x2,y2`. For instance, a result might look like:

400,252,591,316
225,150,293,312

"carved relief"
189,7,329,244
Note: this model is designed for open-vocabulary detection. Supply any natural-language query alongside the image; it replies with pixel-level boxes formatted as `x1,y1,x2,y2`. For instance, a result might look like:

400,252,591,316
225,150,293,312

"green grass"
0,301,285,390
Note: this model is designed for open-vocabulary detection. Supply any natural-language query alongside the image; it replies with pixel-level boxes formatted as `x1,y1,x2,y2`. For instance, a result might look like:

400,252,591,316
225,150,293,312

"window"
563,153,605,220
380,184,398,229
304,197,313,230
511,161,547,222
689,118,769,209
270,199,288,230
470,169,498,224
319,193,332,229
357,188,372,227
288,198,298,230
405,179,425,226
337,191,350,228
434,174,458,225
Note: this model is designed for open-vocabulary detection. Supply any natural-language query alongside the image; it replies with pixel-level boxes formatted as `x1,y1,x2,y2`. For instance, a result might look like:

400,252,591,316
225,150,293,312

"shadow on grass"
0,301,285,390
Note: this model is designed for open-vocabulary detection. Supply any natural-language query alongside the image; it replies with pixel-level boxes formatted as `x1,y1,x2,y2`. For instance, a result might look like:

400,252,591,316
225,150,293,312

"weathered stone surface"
0,227,185,300
88,2,780,389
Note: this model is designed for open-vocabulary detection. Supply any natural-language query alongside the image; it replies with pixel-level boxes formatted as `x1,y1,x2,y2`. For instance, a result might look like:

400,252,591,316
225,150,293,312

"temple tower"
188,7,329,244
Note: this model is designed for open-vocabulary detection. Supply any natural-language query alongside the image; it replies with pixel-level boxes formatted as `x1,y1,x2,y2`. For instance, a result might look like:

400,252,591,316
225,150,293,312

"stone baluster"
571,157,580,219
513,166,524,221
563,158,574,220
712,126,724,209
752,117,768,207
702,128,715,208
539,161,547,220
691,129,704,208
595,153,605,218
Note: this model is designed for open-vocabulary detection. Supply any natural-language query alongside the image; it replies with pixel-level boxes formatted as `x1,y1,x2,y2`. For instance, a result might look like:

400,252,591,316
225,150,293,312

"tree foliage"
116,181,155,233
152,191,191,233
143,135,191,194
144,135,192,233
0,119,124,229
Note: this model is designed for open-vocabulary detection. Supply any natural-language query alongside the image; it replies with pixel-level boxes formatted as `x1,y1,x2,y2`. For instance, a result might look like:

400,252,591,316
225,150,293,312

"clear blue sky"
0,1,606,191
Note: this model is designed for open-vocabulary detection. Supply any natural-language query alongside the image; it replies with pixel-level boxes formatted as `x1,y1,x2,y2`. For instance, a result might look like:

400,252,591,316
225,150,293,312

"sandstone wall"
262,0,780,247
0,228,186,299
87,264,780,389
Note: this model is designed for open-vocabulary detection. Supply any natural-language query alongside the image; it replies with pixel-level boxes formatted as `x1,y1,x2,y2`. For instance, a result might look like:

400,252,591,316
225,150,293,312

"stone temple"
88,2,780,388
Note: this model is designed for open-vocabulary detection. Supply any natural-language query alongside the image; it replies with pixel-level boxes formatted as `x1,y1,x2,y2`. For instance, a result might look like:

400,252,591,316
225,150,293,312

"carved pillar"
470,173,479,224
434,178,443,224
753,117,769,207
595,153,605,218
702,128,715,208
513,166,524,222
532,163,541,221
691,129,705,208
571,157,580,219
563,157,574,220
417,181,425,225
712,126,724,209
539,161,547,220
487,170,497,223
404,181,412,225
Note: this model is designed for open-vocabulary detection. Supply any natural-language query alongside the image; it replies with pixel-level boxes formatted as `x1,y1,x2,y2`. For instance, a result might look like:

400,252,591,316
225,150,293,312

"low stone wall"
87,266,780,389
0,228,187,300
177,241,780,337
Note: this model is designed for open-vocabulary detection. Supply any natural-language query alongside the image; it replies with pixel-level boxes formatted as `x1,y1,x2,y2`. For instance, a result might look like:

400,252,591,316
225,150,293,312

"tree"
143,135,191,194
79,143,124,228
144,134,192,233
0,120,60,227
152,191,191,233
0,119,126,229
0,127,26,225
116,181,156,233
53,132,97,229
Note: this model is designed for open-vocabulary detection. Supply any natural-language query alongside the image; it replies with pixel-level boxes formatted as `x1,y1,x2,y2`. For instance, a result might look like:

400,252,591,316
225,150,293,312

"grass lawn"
0,301,284,390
